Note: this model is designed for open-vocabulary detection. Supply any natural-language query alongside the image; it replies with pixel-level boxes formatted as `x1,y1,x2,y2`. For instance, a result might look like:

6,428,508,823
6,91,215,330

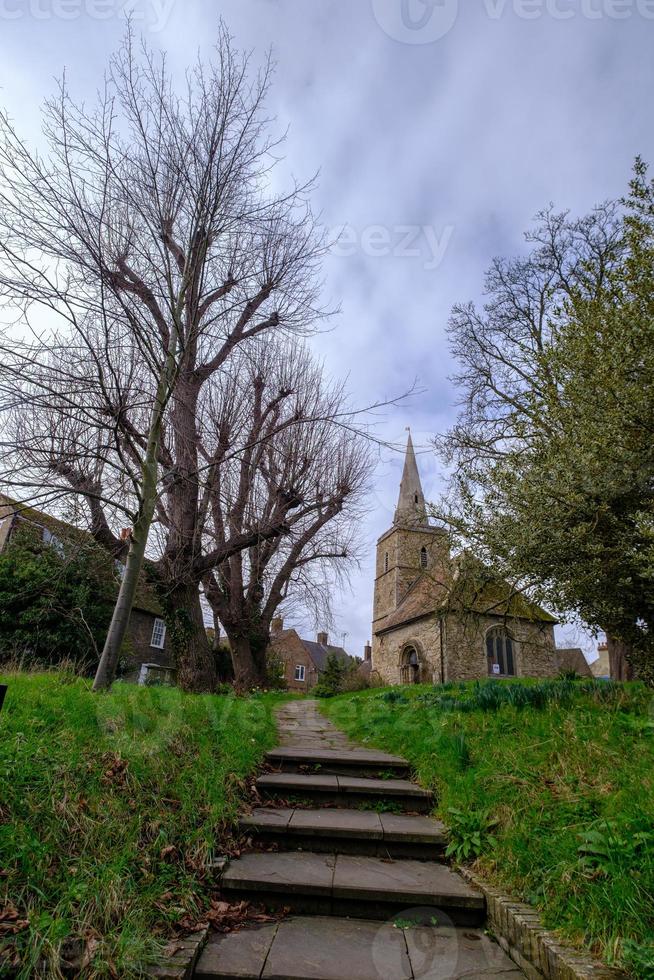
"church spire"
393,431,428,526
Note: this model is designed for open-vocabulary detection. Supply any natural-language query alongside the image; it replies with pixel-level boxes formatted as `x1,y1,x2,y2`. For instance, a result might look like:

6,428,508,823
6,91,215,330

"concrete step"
195,916,522,979
255,773,434,814
266,746,411,779
240,807,447,859
218,852,485,925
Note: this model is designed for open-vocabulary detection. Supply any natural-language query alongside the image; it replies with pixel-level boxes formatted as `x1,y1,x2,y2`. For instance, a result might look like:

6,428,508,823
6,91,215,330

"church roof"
374,554,556,636
394,433,428,526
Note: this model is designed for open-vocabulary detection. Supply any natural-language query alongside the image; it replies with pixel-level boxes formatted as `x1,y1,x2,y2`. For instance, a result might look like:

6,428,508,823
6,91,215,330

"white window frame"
294,664,306,682
150,618,167,649
42,527,64,556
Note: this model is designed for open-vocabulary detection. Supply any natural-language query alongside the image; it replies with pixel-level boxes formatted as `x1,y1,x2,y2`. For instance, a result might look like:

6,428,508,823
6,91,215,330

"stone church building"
372,435,572,685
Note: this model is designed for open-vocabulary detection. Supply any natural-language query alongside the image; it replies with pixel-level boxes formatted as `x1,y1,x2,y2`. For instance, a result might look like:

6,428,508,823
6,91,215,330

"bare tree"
0,26,328,691
200,340,373,689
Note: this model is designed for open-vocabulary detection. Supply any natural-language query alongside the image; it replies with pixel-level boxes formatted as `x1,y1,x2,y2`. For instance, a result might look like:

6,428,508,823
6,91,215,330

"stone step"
255,773,434,814
240,807,447,858
265,746,411,779
218,852,485,925
195,916,522,979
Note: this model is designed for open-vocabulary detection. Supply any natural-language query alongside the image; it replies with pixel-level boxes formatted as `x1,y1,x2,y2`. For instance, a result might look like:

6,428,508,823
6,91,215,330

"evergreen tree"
313,653,347,697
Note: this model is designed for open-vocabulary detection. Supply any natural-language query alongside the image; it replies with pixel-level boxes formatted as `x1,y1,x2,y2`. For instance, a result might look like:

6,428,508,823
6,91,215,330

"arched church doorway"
400,645,421,684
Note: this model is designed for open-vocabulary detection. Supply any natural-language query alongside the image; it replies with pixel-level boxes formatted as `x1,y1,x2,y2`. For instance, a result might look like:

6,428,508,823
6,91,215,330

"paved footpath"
195,700,524,980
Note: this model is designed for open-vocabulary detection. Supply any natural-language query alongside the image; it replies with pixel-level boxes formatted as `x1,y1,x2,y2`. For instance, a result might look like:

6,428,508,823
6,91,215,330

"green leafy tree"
440,160,654,682
0,529,117,670
313,652,348,697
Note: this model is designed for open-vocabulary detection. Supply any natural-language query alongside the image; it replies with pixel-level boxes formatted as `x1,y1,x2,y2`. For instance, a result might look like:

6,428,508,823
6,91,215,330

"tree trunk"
92,518,151,691
166,580,217,693
606,633,635,682
228,632,269,692
93,324,180,692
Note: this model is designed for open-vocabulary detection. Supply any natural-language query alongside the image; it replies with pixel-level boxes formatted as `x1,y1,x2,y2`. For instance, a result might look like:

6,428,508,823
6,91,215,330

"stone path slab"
255,772,433,812
266,746,410,778
221,851,484,921
241,807,446,846
195,917,522,980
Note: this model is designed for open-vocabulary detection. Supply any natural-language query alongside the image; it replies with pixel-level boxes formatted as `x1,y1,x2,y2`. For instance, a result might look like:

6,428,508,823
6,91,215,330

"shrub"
0,529,116,671
313,653,348,697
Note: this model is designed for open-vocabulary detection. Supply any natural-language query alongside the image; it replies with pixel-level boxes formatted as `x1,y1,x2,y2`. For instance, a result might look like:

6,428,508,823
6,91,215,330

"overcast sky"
1,0,652,659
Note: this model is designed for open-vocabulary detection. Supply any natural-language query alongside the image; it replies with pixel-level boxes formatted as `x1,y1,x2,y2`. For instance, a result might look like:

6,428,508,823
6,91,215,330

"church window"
414,494,419,504
486,627,516,677
420,546,428,569
384,552,389,573
400,646,421,684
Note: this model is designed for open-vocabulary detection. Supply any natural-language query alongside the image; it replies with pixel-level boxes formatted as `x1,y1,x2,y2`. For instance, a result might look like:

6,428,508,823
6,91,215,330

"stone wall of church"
372,613,559,686
372,614,443,685
443,613,558,681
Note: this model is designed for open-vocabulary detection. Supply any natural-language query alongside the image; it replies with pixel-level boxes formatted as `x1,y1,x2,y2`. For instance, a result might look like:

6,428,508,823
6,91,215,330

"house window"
294,664,306,682
420,546,428,569
150,618,167,649
486,627,516,677
384,552,389,573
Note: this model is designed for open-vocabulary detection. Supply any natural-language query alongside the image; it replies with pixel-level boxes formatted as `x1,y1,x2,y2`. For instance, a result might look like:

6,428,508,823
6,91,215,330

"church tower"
372,433,449,636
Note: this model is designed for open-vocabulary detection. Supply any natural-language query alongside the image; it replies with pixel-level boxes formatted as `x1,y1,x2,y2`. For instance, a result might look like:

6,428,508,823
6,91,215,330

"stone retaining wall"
460,869,625,980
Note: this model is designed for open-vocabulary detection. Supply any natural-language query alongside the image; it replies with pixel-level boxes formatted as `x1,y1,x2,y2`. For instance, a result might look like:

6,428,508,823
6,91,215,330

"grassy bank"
322,679,654,977
0,671,283,978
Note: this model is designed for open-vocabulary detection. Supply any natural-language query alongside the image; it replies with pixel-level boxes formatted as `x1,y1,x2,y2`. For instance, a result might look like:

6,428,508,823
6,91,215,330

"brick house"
267,619,352,692
0,496,172,676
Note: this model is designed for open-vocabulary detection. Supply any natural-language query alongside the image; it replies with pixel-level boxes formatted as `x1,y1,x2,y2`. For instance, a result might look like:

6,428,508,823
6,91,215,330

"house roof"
270,627,352,673
554,648,593,677
0,495,163,617
300,640,350,672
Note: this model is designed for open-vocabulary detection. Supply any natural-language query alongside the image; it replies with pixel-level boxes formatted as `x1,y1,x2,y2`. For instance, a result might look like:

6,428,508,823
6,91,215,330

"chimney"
317,631,328,646
364,642,372,662
271,617,284,635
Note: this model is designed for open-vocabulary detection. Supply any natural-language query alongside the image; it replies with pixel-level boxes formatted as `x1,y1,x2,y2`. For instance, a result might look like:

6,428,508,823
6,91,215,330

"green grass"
322,679,654,978
0,671,284,978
